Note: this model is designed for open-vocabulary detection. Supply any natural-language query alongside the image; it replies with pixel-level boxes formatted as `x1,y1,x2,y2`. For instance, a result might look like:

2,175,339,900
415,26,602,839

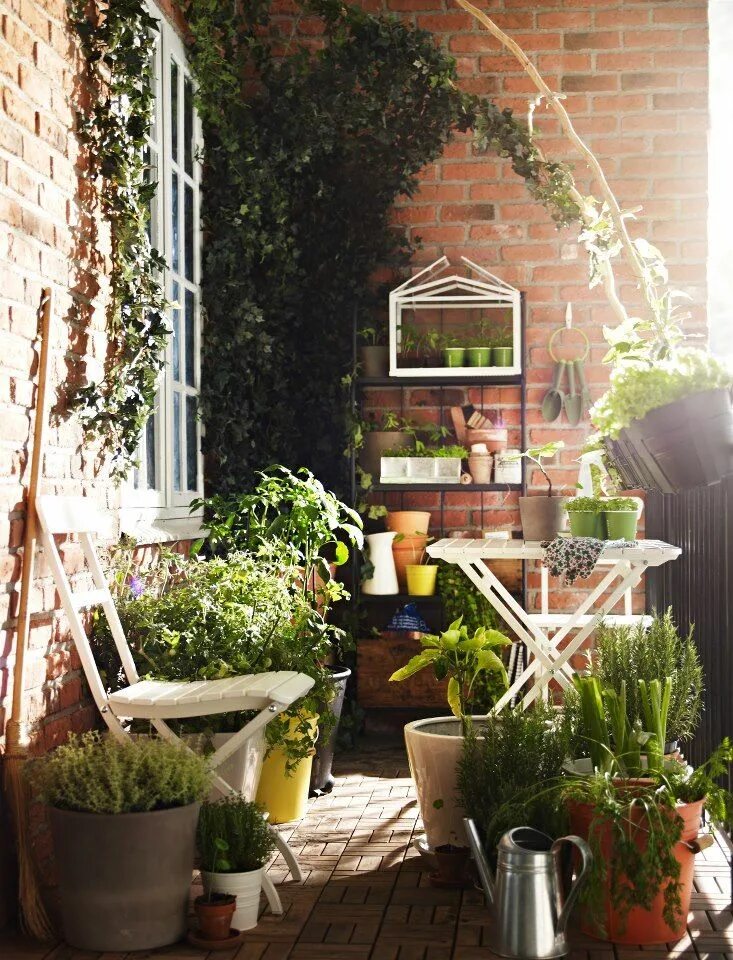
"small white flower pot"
203,868,264,931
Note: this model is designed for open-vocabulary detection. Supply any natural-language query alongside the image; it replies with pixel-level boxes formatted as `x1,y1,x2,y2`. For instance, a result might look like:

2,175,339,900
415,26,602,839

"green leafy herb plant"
197,796,276,876
389,617,511,735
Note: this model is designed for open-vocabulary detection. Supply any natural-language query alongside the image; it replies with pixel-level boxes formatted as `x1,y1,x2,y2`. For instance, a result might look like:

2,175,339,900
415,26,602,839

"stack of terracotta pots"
386,511,431,590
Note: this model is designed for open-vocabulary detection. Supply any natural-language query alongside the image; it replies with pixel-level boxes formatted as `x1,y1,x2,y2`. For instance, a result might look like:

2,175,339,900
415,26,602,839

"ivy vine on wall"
179,0,581,497
69,0,170,478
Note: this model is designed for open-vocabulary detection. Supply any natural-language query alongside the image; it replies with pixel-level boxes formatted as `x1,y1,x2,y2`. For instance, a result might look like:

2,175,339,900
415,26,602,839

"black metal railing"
646,476,733,794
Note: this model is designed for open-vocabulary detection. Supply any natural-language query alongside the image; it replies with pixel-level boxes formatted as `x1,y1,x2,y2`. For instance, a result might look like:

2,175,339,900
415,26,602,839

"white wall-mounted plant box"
380,457,463,484
388,255,522,378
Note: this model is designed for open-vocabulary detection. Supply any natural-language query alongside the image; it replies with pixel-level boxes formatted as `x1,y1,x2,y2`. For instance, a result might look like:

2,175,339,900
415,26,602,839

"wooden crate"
357,632,447,709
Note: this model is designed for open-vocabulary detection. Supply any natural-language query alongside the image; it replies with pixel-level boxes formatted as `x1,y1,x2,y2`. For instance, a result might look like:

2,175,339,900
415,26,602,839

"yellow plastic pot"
255,713,319,824
406,564,438,596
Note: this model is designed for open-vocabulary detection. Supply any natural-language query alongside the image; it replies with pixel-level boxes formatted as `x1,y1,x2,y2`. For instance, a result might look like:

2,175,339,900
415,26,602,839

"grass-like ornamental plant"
29,732,211,814
587,610,703,744
389,617,510,735
198,797,276,873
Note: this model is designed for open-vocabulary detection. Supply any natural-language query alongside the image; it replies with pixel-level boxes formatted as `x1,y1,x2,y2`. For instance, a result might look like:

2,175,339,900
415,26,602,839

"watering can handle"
552,835,592,934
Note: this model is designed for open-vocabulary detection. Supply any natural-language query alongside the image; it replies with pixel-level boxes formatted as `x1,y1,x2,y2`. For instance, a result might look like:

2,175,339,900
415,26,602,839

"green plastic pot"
568,512,606,540
466,347,491,367
492,346,513,367
443,347,466,368
604,510,638,541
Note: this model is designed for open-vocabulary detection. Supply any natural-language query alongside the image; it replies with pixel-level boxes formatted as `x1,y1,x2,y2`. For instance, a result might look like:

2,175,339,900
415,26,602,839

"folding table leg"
261,872,283,915
272,827,303,882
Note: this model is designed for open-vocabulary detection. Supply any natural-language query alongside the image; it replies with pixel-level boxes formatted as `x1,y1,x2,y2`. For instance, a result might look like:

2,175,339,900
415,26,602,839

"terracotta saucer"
187,928,244,950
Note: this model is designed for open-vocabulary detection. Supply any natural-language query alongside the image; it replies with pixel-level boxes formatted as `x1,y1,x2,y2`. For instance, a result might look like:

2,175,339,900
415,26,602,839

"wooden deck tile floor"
2,737,732,960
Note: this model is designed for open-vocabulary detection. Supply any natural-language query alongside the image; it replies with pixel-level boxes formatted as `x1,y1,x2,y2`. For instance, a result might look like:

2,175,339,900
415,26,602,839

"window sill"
119,506,207,545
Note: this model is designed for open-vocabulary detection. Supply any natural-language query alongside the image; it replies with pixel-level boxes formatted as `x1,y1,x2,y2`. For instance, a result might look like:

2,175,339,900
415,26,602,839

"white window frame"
120,3,205,542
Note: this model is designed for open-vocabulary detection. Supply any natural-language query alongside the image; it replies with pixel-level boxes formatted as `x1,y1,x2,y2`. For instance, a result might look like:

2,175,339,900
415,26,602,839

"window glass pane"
186,396,198,491
170,59,179,164
171,171,179,273
185,290,195,386
146,409,157,490
184,78,194,176
184,184,194,281
173,392,181,492
172,281,181,382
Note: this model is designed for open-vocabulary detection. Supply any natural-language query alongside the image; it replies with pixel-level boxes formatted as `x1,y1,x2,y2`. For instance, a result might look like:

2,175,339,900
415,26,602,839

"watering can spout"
464,818,495,905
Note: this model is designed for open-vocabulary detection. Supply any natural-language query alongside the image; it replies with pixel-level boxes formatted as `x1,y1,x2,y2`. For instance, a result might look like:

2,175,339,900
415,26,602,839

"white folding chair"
36,495,314,916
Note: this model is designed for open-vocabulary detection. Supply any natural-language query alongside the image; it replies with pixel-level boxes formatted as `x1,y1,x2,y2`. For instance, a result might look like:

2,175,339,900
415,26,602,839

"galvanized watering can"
464,819,592,960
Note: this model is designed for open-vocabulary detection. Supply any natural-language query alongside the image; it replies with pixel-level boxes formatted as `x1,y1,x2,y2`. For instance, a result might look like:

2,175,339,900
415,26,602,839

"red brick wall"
355,0,708,613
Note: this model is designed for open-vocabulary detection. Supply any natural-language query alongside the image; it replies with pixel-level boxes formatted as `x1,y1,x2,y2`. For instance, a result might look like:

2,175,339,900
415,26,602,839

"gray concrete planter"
50,802,199,951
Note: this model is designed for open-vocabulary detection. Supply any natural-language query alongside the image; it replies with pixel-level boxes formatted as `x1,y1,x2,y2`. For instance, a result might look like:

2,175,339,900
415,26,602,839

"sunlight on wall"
708,0,733,357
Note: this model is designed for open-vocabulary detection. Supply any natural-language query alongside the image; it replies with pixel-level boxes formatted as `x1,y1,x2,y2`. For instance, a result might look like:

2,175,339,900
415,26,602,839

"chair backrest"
36,496,140,733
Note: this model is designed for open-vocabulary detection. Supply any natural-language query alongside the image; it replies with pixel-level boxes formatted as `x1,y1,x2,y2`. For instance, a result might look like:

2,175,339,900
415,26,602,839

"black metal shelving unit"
350,294,528,633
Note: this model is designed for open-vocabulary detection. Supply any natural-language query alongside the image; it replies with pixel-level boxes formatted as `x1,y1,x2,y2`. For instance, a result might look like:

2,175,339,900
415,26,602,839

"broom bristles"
4,748,55,941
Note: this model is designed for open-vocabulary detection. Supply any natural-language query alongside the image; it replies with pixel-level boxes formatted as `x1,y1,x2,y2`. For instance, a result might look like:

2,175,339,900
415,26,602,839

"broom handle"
8,288,53,739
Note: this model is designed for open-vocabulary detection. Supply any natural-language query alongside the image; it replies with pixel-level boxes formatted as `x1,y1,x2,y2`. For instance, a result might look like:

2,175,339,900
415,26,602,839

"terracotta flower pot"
194,894,236,941
392,536,428,590
567,797,704,944
386,510,431,535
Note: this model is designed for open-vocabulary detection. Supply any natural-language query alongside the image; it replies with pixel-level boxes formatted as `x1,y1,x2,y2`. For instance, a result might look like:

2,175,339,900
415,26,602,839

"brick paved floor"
1,737,732,960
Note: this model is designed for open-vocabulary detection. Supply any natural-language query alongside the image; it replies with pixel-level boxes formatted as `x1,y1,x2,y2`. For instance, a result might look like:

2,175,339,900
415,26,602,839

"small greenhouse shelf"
388,255,522,379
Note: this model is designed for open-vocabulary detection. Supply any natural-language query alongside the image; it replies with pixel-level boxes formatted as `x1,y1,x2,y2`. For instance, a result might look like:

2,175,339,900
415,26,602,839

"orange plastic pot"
392,536,428,591
567,797,704,944
386,511,431,536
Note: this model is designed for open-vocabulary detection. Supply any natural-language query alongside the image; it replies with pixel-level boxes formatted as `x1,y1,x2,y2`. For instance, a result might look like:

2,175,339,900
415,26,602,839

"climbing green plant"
177,0,581,496
69,0,170,477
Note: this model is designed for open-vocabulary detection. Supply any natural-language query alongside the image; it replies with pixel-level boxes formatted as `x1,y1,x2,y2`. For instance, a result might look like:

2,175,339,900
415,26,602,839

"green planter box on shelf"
492,346,513,367
466,347,491,367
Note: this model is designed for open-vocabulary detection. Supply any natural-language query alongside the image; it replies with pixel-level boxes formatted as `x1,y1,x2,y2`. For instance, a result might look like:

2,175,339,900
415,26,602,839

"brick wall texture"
0,0,709,853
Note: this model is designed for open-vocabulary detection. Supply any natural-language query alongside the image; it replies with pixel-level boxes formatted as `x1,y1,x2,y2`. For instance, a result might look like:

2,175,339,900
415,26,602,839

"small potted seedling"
194,837,237,941
358,325,388,378
492,326,514,367
511,441,567,541
442,334,466,368
466,317,491,367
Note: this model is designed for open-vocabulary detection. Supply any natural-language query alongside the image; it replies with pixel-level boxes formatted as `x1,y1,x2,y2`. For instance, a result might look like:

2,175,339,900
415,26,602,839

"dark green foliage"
68,0,170,476
198,797,276,872
457,705,572,858
179,0,581,495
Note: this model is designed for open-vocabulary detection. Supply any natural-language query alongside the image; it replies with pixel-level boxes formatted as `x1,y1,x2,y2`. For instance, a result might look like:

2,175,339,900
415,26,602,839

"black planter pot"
50,802,200,951
605,387,733,494
309,666,351,796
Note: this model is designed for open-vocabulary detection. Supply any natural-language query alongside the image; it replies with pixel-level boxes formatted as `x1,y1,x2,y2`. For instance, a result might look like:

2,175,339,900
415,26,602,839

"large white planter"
203,868,263,931
362,532,399,595
404,716,484,849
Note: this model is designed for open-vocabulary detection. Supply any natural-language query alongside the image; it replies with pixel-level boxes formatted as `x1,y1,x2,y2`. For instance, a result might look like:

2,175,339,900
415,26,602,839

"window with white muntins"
122,5,204,540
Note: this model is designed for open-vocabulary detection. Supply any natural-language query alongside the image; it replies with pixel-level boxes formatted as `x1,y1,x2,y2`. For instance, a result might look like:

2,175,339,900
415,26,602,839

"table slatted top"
427,537,681,566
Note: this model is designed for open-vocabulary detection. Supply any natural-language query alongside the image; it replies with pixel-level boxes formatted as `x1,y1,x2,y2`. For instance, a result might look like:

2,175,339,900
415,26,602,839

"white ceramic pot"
404,716,486,849
362,531,399,595
203,868,263,931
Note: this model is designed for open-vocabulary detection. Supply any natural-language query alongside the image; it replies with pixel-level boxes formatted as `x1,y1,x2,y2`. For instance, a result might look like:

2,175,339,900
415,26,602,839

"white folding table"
426,537,681,712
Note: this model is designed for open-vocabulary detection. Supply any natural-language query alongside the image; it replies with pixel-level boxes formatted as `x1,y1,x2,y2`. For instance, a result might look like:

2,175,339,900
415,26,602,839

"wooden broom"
4,287,55,940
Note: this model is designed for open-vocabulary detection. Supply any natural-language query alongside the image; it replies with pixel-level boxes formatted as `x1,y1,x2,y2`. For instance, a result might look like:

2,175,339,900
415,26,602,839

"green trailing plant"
68,0,170,477
457,705,572,857
436,562,500,636
29,732,211,814
587,610,704,744
389,616,510,735
93,552,336,766
197,797,276,873
590,348,733,440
